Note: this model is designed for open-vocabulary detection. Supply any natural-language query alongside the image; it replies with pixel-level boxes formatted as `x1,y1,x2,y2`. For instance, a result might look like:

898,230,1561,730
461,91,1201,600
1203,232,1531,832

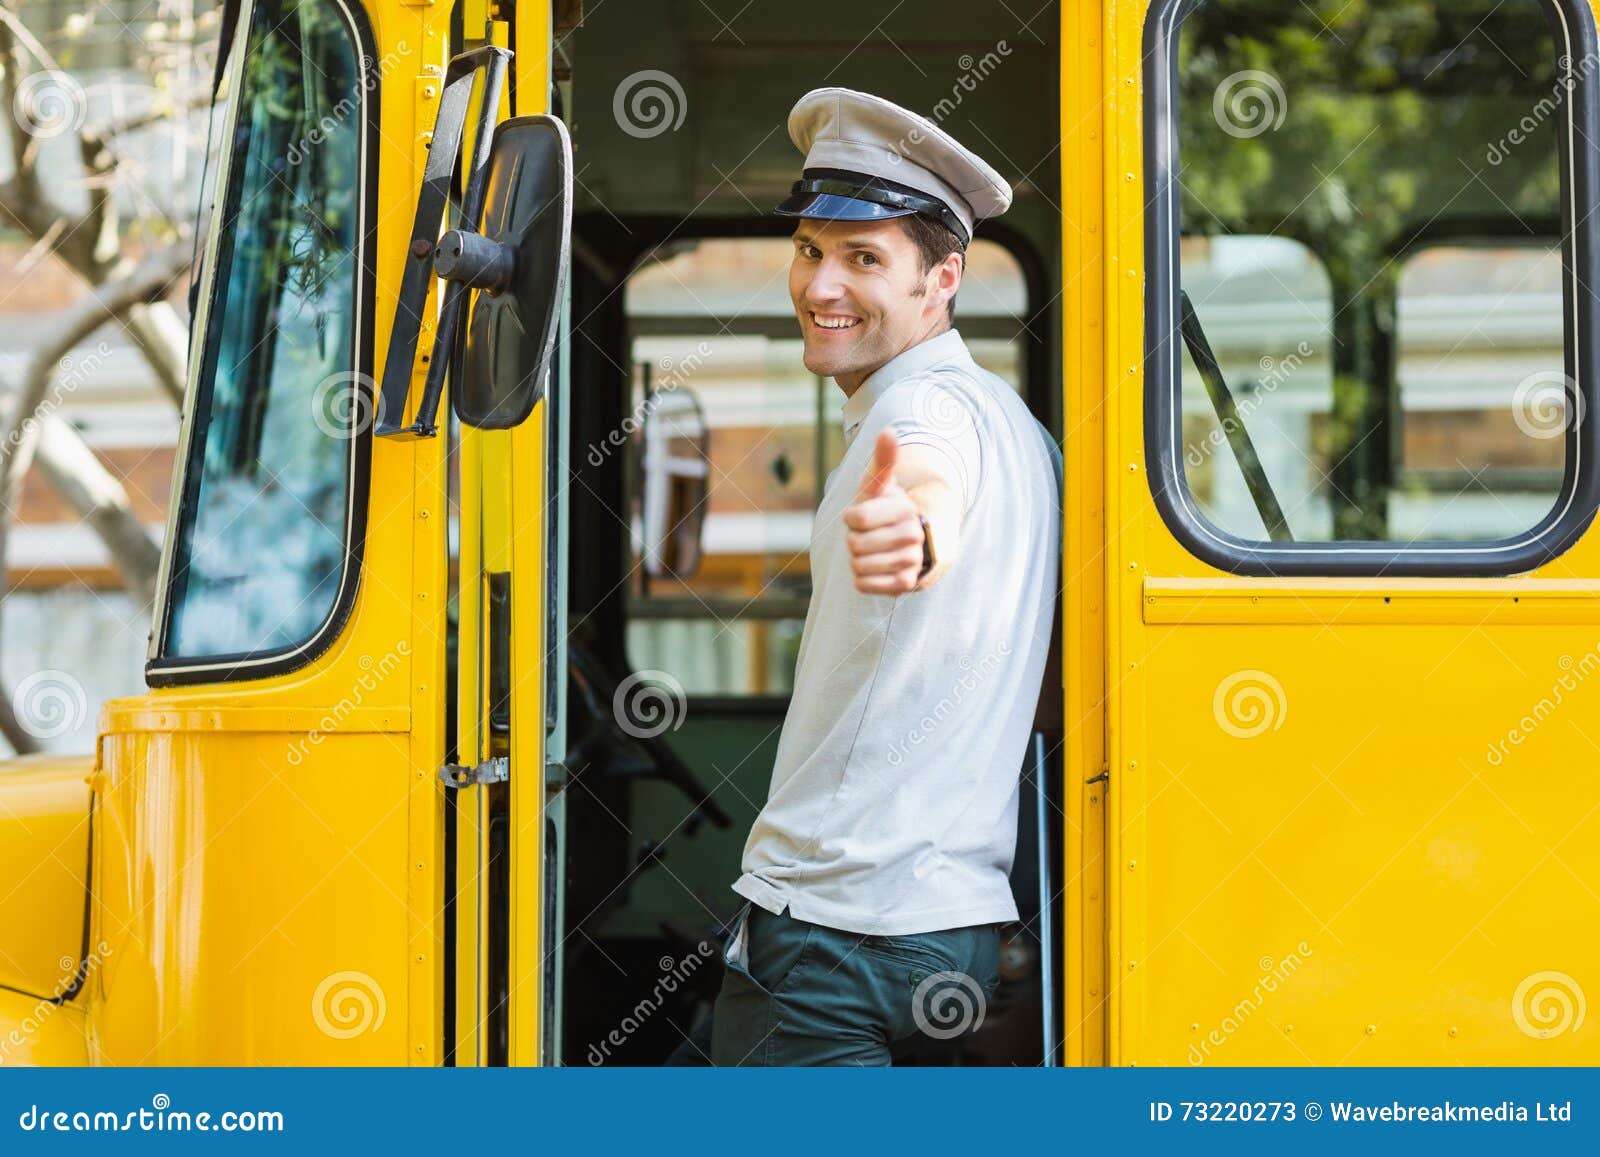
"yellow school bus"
3,0,1597,1066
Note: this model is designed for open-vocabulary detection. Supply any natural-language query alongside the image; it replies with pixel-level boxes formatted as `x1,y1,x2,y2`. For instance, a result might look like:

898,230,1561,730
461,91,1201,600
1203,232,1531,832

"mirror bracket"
375,45,512,440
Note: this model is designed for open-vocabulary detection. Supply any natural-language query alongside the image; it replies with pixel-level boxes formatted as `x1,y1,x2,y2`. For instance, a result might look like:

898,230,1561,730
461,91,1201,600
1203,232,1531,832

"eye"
855,252,878,267
799,244,820,261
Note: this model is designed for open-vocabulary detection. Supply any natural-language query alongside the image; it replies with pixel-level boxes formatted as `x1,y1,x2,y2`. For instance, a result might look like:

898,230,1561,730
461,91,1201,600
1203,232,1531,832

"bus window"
1146,0,1599,572
153,0,372,675
621,236,1027,696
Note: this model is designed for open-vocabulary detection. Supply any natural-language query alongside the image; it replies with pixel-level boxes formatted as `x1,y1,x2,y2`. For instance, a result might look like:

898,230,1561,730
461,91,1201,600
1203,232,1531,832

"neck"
835,317,952,397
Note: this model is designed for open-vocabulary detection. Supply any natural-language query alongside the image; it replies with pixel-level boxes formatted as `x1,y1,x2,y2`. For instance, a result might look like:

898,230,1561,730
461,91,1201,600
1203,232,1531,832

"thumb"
858,430,901,499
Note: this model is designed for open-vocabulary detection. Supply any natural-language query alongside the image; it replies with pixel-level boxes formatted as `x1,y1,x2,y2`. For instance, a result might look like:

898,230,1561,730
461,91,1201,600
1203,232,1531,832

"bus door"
1105,0,1600,1063
376,5,569,1065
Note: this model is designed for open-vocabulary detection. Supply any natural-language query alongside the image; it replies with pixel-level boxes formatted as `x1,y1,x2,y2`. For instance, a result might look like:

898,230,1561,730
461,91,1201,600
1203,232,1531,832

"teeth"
813,315,860,330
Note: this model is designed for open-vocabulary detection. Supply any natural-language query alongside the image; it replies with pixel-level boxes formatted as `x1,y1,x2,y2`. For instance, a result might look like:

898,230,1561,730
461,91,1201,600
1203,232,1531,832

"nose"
803,253,848,306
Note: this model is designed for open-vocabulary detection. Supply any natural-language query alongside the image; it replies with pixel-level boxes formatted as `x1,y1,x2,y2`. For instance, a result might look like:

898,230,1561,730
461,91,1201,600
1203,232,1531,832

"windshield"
156,0,370,673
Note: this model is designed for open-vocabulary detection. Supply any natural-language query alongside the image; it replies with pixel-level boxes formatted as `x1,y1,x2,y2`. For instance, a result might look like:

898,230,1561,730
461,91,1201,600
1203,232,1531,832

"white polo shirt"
731,329,1062,936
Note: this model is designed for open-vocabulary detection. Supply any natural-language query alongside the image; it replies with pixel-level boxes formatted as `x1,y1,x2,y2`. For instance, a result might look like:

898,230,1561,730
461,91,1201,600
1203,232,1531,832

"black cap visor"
774,170,969,244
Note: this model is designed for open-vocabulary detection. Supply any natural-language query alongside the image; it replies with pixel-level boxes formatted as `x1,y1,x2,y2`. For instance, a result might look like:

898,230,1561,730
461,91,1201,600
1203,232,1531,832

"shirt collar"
840,328,971,445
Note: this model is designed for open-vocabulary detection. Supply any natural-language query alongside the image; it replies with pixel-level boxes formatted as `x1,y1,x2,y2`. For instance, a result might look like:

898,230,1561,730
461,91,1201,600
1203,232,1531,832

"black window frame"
146,0,379,686
1141,0,1600,575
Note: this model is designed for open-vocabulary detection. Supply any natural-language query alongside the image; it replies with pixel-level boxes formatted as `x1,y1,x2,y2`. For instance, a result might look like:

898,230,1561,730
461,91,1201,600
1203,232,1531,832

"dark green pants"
707,902,1001,1066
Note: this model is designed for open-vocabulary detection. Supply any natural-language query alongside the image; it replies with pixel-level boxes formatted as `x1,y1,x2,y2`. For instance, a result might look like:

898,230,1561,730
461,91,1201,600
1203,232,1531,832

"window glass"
1394,245,1565,540
1163,0,1577,548
163,0,365,660
624,237,1027,695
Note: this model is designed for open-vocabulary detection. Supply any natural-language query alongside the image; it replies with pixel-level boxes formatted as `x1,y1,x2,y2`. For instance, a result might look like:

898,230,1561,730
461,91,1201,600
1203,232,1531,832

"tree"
0,1,220,751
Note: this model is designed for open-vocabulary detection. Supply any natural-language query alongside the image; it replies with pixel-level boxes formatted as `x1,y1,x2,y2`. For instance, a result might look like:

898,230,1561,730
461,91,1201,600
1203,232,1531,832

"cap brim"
773,191,918,222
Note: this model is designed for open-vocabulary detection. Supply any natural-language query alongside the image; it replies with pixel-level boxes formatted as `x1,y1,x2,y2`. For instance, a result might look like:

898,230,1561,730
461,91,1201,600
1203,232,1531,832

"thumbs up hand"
843,430,928,596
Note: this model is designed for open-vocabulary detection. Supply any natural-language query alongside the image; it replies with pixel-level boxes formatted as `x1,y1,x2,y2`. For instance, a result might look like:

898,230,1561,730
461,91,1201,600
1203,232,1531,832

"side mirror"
376,47,572,438
640,386,708,580
450,116,572,429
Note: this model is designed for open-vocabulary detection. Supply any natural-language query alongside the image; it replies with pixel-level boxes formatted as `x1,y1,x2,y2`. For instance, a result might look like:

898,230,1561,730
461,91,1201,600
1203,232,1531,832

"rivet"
1128,760,1137,769
1190,1023,1199,1032
1124,172,1135,181
416,862,424,870
1128,859,1137,871
423,84,438,99
1128,560,1138,570
1128,960,1137,970
1128,461,1138,471
419,508,430,519
1448,1026,1459,1037
1285,1024,1294,1034
1366,1024,1376,1035
417,953,425,962
410,239,432,259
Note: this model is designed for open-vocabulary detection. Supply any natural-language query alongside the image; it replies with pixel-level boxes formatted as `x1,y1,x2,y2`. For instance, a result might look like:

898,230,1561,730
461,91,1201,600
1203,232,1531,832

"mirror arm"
375,45,512,440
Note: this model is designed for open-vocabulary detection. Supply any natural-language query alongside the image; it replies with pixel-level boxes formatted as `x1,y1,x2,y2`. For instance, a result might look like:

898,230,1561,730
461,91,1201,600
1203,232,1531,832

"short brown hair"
900,213,966,321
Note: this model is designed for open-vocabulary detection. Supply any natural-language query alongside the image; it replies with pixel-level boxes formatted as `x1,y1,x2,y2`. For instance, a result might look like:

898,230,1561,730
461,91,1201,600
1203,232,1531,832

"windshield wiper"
1178,290,1294,543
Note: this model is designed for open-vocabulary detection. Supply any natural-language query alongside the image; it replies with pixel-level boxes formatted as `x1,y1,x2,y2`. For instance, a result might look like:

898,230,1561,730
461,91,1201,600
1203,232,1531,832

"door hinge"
440,756,509,788
1086,766,1110,785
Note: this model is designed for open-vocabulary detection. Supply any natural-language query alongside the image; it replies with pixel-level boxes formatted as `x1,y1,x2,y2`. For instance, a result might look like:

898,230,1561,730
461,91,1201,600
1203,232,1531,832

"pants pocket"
711,905,775,1066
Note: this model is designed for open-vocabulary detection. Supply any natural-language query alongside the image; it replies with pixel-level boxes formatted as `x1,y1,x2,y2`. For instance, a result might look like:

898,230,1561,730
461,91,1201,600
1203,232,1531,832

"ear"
930,249,964,313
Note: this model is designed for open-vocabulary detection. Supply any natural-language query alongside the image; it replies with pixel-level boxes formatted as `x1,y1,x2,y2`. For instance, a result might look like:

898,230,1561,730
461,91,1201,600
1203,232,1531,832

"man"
709,88,1061,1066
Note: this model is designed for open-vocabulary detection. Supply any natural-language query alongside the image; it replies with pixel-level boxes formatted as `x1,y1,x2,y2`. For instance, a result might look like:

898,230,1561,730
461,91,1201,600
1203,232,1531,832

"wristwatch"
917,515,937,580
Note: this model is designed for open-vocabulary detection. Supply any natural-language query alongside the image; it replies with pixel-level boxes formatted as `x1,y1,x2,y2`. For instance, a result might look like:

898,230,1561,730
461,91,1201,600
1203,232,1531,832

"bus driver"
705,88,1062,1066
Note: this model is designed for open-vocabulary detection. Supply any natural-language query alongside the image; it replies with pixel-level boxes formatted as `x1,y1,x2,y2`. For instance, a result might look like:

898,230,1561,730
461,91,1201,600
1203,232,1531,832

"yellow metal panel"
1061,0,1109,1068
0,987,89,1066
0,757,91,1000
1107,0,1600,1065
76,0,455,1065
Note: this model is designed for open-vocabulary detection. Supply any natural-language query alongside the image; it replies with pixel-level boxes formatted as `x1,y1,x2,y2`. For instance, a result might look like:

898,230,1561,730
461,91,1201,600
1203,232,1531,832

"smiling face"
788,216,964,393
